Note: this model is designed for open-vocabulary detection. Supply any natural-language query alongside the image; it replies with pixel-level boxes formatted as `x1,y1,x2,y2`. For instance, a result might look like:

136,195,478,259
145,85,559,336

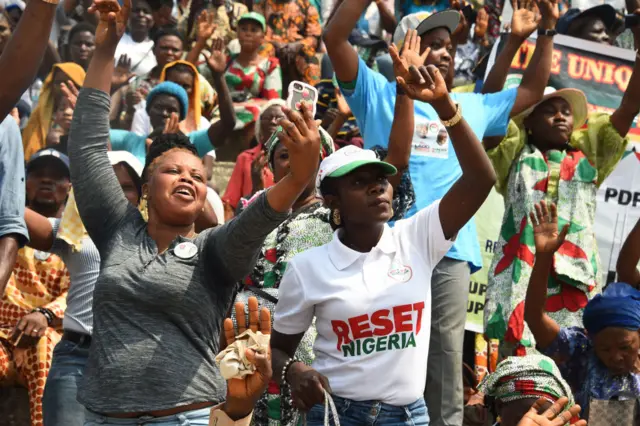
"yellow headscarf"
22,63,86,160
160,60,201,133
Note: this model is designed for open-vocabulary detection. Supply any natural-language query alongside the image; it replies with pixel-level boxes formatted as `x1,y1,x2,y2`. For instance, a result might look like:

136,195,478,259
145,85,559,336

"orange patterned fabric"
0,247,69,426
253,0,321,84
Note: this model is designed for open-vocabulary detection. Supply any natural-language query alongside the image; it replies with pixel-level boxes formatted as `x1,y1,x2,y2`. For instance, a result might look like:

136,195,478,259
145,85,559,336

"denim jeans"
306,395,429,426
84,407,210,426
43,337,91,426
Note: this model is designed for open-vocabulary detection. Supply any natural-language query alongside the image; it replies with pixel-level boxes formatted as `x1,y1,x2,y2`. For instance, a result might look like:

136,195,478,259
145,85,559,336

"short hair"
68,22,96,44
142,133,199,182
153,26,185,46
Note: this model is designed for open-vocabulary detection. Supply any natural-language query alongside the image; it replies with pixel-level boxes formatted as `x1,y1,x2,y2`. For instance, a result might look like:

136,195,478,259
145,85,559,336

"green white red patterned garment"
483,113,628,353
223,54,282,130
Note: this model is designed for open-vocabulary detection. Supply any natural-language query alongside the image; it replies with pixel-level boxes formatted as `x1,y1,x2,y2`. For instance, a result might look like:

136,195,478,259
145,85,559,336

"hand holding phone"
287,81,319,118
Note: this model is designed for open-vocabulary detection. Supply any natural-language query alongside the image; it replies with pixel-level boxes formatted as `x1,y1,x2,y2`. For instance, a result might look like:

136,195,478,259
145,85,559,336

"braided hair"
142,133,199,183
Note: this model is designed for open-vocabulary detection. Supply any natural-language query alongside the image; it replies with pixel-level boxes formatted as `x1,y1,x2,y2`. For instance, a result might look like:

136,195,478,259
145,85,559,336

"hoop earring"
139,194,149,222
332,209,341,226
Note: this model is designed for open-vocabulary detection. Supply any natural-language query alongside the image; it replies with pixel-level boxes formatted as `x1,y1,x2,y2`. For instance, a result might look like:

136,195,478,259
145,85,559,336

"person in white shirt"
114,0,157,77
270,56,498,425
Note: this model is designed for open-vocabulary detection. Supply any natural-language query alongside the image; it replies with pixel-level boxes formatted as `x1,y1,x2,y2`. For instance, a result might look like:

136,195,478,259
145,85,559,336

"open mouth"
173,185,195,200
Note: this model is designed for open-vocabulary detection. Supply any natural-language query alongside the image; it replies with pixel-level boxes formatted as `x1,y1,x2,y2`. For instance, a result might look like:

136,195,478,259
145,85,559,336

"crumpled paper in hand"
215,330,270,380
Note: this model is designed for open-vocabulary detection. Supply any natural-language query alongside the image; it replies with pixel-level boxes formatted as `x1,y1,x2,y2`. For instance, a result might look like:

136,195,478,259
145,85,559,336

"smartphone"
286,81,318,118
462,4,477,25
625,14,640,29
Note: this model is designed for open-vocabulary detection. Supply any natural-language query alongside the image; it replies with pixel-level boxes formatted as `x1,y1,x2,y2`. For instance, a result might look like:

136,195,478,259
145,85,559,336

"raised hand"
529,201,569,254
475,8,489,39
276,103,321,187
510,0,540,39
517,397,586,426
113,54,134,87
535,0,560,30
163,112,181,134
335,87,351,117
449,0,470,44
206,38,227,76
389,29,430,84
88,0,131,50
60,81,80,109
396,64,449,104
223,297,273,416
196,9,217,42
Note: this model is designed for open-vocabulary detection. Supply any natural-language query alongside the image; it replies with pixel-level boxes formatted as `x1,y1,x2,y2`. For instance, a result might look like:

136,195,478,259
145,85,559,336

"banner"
465,35,640,333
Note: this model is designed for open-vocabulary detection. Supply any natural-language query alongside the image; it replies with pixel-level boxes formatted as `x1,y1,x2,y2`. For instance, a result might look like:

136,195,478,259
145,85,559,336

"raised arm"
24,208,55,252
68,0,133,245
0,0,58,118
482,0,540,95
617,217,640,288
383,40,416,189
185,10,215,66
509,0,559,117
610,15,640,136
322,0,368,83
208,104,321,281
205,38,237,148
397,64,496,240
524,201,567,350
374,0,397,34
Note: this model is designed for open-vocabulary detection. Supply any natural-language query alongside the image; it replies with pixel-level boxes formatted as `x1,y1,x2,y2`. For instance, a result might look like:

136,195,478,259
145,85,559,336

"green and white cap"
238,12,266,31
316,145,397,196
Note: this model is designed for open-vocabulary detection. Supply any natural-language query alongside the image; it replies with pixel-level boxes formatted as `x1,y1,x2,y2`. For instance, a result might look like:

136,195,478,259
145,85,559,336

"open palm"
196,10,217,42
397,65,448,104
510,3,540,39
389,29,430,84
517,397,586,426
530,201,569,254
207,38,227,75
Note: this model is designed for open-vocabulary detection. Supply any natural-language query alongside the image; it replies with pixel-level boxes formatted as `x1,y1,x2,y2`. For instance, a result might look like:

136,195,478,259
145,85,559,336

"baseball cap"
393,10,460,49
27,148,70,177
238,12,266,32
108,151,143,178
556,4,618,35
316,145,397,196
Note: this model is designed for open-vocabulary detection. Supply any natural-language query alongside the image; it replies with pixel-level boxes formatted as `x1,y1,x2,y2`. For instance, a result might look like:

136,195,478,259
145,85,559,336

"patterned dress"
253,0,322,85
483,113,628,354
542,327,640,419
0,247,70,426
223,54,282,130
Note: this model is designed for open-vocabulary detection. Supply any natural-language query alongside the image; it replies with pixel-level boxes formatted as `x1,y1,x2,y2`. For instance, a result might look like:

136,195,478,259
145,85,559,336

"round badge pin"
174,242,198,259
34,250,50,261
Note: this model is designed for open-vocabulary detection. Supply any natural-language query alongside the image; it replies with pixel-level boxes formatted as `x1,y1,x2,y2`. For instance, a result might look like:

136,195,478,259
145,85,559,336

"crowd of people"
0,0,639,424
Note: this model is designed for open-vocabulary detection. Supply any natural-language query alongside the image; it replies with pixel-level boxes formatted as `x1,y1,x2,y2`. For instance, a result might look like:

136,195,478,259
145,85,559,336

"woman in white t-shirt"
270,54,498,425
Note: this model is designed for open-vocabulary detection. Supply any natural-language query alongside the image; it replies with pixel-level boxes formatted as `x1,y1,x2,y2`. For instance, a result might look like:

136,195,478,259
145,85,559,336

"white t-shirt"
274,201,454,406
115,33,157,77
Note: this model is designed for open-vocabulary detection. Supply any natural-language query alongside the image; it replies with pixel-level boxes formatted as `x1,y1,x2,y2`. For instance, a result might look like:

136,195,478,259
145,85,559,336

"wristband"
33,308,54,326
396,84,406,96
281,357,302,386
537,28,557,37
439,102,462,128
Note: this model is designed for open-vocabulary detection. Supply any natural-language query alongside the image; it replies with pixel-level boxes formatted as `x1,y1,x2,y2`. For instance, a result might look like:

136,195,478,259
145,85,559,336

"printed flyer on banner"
465,34,640,333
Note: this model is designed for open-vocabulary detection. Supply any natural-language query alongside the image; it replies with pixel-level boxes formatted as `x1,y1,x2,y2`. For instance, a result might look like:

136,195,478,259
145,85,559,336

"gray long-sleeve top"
68,88,289,414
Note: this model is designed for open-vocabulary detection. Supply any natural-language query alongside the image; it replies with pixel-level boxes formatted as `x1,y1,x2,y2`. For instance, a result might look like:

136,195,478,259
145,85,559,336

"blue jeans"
43,337,91,426
84,408,210,425
307,395,429,426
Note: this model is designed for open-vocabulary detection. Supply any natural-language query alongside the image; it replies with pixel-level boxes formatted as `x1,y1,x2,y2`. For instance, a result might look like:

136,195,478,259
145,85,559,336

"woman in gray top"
67,0,322,423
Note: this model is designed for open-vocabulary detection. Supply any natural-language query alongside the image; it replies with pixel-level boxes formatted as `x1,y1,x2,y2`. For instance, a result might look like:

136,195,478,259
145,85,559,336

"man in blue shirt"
323,2,559,425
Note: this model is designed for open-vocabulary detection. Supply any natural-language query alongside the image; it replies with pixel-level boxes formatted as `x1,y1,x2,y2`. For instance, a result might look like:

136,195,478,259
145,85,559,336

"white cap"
108,151,144,178
315,145,397,197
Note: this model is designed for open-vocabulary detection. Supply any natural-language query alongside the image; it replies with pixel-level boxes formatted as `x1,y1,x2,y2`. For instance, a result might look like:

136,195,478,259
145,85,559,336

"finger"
318,373,332,393
534,202,543,223
419,45,431,63
248,296,259,333
549,202,558,223
24,321,36,336
389,43,401,63
300,101,317,131
544,396,567,419
553,409,573,426
511,0,517,10
558,223,570,242
425,65,440,88
408,29,417,52
235,301,247,334
409,65,424,84
121,0,132,22
224,318,236,344
529,211,539,228
37,327,46,338
281,108,306,140
540,199,549,221
530,397,548,414
259,307,271,335
15,317,26,332
245,349,272,380
396,77,413,95
402,28,412,54
276,129,294,151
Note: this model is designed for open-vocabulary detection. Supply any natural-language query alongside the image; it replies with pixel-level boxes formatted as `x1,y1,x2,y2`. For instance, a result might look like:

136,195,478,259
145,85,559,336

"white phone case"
286,81,318,117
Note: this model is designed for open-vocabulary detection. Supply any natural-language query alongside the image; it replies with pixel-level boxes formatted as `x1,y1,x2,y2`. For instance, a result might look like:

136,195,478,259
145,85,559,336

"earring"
138,193,149,222
332,209,341,226
390,207,394,218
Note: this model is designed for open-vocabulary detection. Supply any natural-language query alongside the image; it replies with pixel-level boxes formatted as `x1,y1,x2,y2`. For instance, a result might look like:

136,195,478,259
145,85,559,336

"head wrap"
583,282,640,336
255,99,287,144
479,355,574,406
22,62,86,160
146,81,189,121
265,126,335,172
160,60,201,130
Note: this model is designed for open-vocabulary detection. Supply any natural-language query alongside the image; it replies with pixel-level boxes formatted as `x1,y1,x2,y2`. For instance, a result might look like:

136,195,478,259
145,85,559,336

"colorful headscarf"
479,355,574,406
265,125,335,172
22,63,86,160
583,282,640,336
160,60,202,132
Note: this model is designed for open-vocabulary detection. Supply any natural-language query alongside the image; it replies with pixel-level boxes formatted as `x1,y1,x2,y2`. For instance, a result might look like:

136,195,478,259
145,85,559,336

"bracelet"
439,102,462,128
33,308,54,326
396,84,406,96
281,357,302,386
